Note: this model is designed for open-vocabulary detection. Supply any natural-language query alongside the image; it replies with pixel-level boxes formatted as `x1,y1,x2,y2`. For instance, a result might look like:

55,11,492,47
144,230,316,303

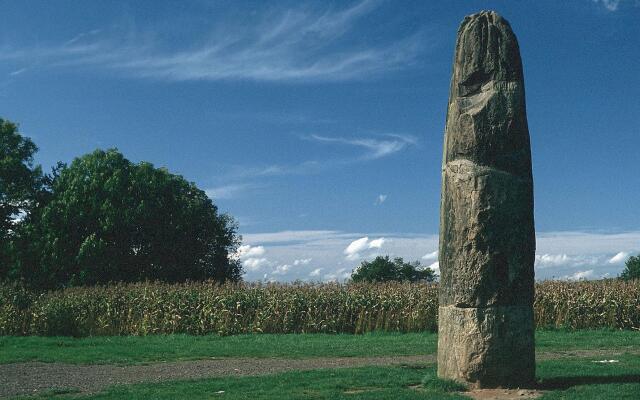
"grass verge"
2,330,639,365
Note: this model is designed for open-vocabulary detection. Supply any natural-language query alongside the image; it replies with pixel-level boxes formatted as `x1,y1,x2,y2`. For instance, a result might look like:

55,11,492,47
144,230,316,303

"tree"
350,255,436,283
13,149,242,288
620,254,640,281
0,119,43,277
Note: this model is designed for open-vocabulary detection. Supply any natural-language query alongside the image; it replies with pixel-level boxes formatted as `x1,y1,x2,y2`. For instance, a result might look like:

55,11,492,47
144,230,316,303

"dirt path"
1,349,637,399
0,355,434,398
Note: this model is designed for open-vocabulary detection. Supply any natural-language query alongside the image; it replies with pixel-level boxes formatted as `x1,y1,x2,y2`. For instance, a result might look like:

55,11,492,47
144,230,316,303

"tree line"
1,118,242,289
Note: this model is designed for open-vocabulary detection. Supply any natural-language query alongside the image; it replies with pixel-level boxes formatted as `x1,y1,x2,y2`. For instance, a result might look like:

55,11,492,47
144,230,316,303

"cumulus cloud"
422,250,438,261
272,264,292,275
535,253,572,268
293,258,312,265
238,230,640,283
565,269,595,281
345,237,370,256
243,257,270,271
427,261,440,275
323,268,351,282
609,251,629,264
236,245,266,258
234,244,270,272
344,236,385,260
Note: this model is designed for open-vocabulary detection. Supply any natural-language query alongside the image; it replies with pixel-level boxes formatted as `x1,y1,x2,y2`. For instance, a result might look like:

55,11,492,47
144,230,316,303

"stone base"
437,305,535,388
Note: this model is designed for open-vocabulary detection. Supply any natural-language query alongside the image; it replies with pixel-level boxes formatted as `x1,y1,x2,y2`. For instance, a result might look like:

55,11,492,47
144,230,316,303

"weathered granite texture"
438,11,535,388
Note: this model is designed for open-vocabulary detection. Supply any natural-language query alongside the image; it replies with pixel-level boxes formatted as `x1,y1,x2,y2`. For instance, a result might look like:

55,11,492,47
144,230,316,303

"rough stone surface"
438,10,535,388
438,305,534,387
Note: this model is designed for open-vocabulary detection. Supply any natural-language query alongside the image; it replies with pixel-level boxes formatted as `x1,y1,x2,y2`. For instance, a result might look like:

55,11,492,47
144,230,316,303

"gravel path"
1,349,637,399
0,355,435,398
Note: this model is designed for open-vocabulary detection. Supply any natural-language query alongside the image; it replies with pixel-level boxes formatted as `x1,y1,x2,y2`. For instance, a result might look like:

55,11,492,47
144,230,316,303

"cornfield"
1,280,638,336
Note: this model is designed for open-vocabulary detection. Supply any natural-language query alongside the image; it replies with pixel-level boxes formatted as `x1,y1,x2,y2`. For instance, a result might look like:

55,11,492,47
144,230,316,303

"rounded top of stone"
452,10,523,96
459,11,512,35
464,10,504,21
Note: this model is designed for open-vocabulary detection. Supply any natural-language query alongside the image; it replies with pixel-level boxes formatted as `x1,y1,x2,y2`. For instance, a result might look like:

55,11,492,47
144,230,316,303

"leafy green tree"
351,255,436,283
13,149,241,288
620,254,640,281
0,119,43,277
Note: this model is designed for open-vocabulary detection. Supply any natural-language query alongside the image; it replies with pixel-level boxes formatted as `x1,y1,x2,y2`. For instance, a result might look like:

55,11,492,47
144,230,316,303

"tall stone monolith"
438,11,535,388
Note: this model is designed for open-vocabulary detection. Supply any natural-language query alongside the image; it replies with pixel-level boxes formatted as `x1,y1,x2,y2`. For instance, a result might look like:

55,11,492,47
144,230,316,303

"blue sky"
1,0,639,281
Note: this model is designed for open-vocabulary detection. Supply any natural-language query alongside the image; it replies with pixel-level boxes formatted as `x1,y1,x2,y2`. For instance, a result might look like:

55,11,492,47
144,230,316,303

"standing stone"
438,11,535,388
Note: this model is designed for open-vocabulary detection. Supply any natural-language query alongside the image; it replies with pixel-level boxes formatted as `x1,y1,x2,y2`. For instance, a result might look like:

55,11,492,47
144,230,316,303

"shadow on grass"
538,374,640,390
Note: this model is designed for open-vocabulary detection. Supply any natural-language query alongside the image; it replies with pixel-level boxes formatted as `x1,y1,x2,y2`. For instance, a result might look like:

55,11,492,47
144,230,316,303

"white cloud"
565,269,595,281
427,261,439,274
293,258,312,265
243,230,347,244
235,244,270,271
272,264,292,275
374,194,387,205
344,236,385,260
206,183,259,200
422,250,438,261
310,134,417,160
535,253,572,268
593,0,621,11
237,230,640,283
1,0,424,83
9,68,26,76
235,244,266,259
243,257,270,271
609,251,629,264
536,231,640,254
322,268,351,282
345,237,371,256
225,132,417,183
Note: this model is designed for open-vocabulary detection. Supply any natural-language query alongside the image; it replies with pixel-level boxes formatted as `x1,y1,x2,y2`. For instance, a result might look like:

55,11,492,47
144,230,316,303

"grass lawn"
20,354,640,400
2,329,639,364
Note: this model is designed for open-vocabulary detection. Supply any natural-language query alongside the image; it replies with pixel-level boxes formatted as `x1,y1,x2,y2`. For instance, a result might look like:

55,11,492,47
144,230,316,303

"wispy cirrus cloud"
374,194,387,205
592,0,640,11
594,0,621,11
0,0,424,83
309,134,417,160
224,132,418,181
205,183,262,200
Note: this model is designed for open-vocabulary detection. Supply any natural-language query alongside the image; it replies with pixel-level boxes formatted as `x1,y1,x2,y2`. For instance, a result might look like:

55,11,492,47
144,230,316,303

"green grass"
538,353,640,399
2,330,639,365
535,329,640,351
421,371,467,392
0,332,438,364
